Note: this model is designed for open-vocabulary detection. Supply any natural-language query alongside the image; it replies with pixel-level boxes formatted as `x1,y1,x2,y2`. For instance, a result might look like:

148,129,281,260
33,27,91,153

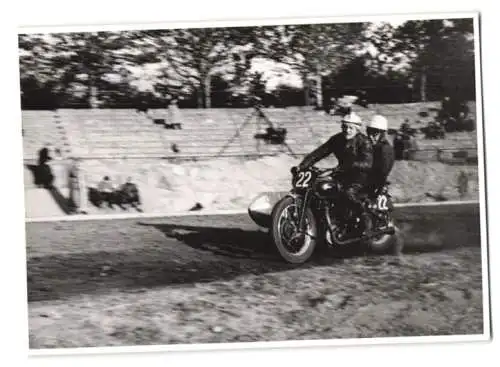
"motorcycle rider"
365,115,395,195
295,112,373,234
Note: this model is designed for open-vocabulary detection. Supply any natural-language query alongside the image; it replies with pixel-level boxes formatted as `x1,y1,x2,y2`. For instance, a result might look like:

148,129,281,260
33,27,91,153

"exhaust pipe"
366,226,396,238
331,226,396,246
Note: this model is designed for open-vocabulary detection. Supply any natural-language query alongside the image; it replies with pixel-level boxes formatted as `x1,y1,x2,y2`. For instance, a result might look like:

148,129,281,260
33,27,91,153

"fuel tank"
315,178,339,199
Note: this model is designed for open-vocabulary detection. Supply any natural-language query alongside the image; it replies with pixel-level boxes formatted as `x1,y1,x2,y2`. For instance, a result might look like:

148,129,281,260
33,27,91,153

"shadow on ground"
139,205,482,256
27,239,312,303
138,223,277,260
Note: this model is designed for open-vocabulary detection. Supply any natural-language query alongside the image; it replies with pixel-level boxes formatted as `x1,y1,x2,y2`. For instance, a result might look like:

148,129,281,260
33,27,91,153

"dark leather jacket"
368,134,395,192
299,132,373,184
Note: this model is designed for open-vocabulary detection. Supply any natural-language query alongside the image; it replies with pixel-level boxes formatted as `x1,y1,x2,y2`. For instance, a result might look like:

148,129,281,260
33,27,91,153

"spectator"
393,132,405,161
440,96,452,120
38,145,52,166
68,157,88,214
355,89,369,108
97,176,116,208
458,100,470,119
36,163,54,189
169,98,181,125
117,176,142,211
35,145,54,188
440,95,469,122
393,121,419,160
54,148,62,159
328,97,352,116
400,121,411,134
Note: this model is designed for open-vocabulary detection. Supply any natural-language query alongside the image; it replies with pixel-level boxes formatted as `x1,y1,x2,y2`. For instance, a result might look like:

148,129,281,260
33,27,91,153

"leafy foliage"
18,18,476,109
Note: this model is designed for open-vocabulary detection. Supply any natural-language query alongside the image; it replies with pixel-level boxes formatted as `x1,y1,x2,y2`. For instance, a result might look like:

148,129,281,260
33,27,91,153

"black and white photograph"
19,10,490,353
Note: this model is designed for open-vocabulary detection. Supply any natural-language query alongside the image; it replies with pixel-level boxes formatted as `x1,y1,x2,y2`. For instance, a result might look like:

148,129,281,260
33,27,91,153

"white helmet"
368,115,388,131
341,112,363,126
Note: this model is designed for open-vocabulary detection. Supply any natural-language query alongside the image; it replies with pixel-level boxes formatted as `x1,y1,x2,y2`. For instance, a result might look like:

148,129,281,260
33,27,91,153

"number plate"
294,170,315,189
376,194,392,211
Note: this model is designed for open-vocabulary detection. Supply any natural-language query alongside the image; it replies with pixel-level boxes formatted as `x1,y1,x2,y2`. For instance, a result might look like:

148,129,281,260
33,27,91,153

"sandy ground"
28,247,483,348
35,154,479,216
26,205,484,349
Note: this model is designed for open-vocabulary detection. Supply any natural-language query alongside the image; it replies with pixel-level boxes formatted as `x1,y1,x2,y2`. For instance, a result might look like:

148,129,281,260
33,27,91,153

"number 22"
296,171,312,188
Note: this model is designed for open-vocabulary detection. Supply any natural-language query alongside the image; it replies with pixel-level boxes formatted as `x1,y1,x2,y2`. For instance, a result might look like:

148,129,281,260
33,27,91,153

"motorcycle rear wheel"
271,196,318,264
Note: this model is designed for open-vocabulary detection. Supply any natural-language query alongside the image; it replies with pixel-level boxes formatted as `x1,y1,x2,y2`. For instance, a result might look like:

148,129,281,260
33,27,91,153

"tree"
268,23,366,107
19,34,55,86
331,22,414,104
131,26,269,108
18,34,62,108
361,22,411,77
432,21,475,101
392,18,475,102
393,20,442,102
19,31,139,108
50,31,137,107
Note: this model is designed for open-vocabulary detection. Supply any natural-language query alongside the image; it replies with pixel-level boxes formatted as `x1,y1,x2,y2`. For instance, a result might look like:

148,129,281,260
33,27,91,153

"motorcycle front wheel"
271,196,318,264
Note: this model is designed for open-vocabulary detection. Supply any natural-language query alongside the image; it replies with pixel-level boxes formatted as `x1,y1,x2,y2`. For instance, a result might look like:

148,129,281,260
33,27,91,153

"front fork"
295,189,312,233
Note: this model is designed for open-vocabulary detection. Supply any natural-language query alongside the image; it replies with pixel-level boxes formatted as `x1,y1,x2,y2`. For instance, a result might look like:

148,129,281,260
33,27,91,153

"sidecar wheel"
271,196,318,264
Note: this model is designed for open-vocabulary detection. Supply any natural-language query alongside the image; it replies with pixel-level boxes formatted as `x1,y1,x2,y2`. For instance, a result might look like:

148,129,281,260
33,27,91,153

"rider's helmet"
367,115,388,131
340,112,363,139
341,112,363,126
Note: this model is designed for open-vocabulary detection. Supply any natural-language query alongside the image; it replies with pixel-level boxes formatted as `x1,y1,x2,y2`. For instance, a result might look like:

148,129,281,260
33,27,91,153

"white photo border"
17,10,491,357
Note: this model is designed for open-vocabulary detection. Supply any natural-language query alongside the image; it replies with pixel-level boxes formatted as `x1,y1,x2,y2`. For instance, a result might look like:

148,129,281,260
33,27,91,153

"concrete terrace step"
90,149,167,157
23,104,478,163
88,133,163,139
87,145,167,155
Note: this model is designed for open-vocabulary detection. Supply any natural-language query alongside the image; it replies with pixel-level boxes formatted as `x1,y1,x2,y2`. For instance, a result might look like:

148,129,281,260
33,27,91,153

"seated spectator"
116,177,142,211
87,187,102,209
96,176,116,208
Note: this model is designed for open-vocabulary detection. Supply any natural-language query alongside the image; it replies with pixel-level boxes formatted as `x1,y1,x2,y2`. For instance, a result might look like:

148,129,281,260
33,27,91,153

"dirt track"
26,204,486,349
